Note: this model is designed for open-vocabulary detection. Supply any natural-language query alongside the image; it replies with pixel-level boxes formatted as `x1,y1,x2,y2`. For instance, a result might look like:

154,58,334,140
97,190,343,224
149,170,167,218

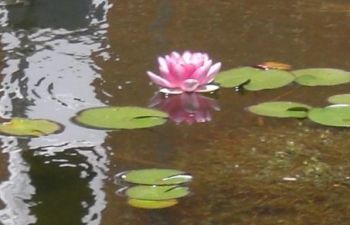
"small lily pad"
328,94,350,105
73,106,168,130
308,105,350,127
117,169,192,185
215,67,294,90
248,101,311,118
126,185,190,201
0,118,63,137
293,68,350,86
127,198,178,209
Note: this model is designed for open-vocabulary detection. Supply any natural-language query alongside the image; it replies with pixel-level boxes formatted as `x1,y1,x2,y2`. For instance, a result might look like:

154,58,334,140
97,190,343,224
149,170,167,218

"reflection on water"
0,0,112,224
150,93,220,125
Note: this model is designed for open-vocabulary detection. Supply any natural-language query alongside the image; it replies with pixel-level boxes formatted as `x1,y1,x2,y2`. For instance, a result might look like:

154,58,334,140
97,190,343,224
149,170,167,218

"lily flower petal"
147,71,173,88
158,57,169,75
204,62,221,83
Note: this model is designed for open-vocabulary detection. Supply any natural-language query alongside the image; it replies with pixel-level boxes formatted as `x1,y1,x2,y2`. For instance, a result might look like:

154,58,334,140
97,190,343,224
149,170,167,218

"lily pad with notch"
215,67,294,90
72,106,168,130
308,105,350,127
116,168,192,185
248,101,311,118
126,185,190,201
0,117,63,137
293,68,350,86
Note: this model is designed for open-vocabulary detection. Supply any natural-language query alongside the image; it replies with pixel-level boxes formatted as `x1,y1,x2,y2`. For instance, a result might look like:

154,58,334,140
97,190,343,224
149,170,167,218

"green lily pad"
215,67,294,90
328,94,350,105
0,118,63,137
308,105,350,127
214,67,252,88
248,101,311,118
127,198,178,209
244,69,295,91
118,169,192,185
126,185,190,201
293,68,350,86
73,106,168,130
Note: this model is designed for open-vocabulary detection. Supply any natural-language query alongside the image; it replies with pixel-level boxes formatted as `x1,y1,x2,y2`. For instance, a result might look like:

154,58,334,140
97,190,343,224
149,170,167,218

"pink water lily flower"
147,51,221,94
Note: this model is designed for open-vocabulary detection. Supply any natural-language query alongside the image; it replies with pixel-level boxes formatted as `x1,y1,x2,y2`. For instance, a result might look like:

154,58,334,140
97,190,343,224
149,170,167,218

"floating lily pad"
73,106,168,130
214,67,252,88
126,185,190,201
0,118,63,137
308,105,350,127
328,94,350,105
117,169,192,185
127,198,178,209
248,101,311,118
215,67,294,90
244,69,295,91
293,68,350,86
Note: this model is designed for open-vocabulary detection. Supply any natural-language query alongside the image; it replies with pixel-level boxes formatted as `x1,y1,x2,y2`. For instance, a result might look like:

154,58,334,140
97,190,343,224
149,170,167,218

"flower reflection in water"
150,93,220,125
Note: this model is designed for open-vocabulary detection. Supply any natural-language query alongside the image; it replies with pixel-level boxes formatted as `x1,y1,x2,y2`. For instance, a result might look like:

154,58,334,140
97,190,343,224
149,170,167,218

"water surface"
1,1,350,225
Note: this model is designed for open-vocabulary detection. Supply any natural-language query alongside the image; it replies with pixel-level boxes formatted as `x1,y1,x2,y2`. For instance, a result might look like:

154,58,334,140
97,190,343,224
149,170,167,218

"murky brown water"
0,0,350,224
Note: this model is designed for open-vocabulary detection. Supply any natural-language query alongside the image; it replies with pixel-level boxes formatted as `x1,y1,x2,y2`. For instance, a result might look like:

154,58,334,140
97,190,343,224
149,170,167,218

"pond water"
1,0,350,224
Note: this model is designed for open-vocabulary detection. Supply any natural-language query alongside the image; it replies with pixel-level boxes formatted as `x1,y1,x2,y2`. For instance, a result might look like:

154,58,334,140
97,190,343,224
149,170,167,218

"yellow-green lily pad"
0,118,63,137
248,101,311,118
308,105,350,127
127,198,178,209
126,185,190,201
117,169,192,185
328,94,350,105
293,68,350,86
73,106,168,130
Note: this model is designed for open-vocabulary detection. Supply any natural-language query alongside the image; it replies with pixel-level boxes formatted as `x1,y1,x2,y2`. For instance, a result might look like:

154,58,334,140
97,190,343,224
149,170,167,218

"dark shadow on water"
22,147,99,225
5,0,95,29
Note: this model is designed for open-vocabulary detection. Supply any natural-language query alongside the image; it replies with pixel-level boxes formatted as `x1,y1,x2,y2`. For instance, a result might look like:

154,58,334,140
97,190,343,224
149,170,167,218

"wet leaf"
327,94,350,105
308,105,350,127
248,101,311,118
255,61,292,70
293,68,350,86
127,198,178,209
0,118,63,137
117,169,192,185
215,67,294,90
73,106,168,130
126,185,190,201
